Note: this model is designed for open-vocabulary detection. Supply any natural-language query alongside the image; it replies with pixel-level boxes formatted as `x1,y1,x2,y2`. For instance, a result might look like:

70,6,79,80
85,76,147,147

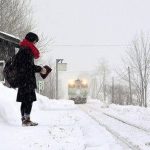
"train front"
68,79,88,104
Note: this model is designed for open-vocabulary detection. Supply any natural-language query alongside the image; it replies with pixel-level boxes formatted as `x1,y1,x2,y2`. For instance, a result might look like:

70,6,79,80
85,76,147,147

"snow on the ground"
1,83,150,150
81,100,150,150
0,83,124,150
86,99,150,131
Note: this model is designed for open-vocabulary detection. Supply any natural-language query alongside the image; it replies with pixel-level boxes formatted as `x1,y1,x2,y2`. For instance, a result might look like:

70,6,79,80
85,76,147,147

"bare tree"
111,77,115,103
120,33,150,107
0,0,55,98
128,67,132,104
36,33,54,54
89,59,110,101
90,76,101,99
0,0,54,53
114,84,128,105
0,0,34,38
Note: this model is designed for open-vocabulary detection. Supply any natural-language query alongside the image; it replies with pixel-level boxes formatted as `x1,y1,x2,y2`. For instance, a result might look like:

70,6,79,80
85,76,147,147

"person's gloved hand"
40,67,47,74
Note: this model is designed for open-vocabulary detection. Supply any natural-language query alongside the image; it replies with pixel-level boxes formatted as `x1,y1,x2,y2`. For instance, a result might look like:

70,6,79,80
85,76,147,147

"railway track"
79,104,150,150
87,104,150,134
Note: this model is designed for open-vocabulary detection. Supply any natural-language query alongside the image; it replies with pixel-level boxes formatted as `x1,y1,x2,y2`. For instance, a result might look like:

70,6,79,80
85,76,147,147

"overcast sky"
31,0,150,73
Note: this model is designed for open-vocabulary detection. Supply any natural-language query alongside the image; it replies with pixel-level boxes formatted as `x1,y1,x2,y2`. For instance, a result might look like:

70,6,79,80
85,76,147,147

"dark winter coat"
15,46,42,102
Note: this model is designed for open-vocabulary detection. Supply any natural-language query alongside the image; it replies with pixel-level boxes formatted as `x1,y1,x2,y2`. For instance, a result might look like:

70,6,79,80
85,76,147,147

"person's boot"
21,116,26,125
21,116,30,126
22,116,38,126
26,116,38,126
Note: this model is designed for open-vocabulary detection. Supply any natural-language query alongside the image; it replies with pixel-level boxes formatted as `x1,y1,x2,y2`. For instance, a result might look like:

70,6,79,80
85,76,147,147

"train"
68,79,88,104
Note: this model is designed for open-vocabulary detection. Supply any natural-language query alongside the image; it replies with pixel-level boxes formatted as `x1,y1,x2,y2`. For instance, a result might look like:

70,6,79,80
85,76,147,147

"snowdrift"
0,83,75,124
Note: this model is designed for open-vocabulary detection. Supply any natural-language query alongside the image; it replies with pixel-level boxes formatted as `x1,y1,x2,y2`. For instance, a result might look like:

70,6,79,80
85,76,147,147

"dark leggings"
21,102,33,117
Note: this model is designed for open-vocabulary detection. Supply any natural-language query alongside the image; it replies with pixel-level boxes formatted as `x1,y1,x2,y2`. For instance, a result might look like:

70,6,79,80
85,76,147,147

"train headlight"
68,80,75,87
81,80,88,88
82,80,87,85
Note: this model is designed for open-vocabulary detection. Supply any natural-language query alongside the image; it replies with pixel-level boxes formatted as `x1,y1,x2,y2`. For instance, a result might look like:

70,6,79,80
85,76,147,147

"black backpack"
3,56,18,88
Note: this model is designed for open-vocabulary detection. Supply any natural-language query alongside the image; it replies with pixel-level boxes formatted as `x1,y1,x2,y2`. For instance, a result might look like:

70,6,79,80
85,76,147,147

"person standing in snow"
15,32,46,126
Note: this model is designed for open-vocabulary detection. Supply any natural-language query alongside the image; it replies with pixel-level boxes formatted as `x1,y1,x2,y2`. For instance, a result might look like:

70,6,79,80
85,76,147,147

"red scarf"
19,39,40,59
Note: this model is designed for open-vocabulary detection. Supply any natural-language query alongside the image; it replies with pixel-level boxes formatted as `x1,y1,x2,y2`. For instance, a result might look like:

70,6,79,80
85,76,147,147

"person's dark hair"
25,32,39,42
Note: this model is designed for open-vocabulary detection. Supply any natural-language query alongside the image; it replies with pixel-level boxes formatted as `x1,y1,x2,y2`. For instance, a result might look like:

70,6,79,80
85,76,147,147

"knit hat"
25,32,39,42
